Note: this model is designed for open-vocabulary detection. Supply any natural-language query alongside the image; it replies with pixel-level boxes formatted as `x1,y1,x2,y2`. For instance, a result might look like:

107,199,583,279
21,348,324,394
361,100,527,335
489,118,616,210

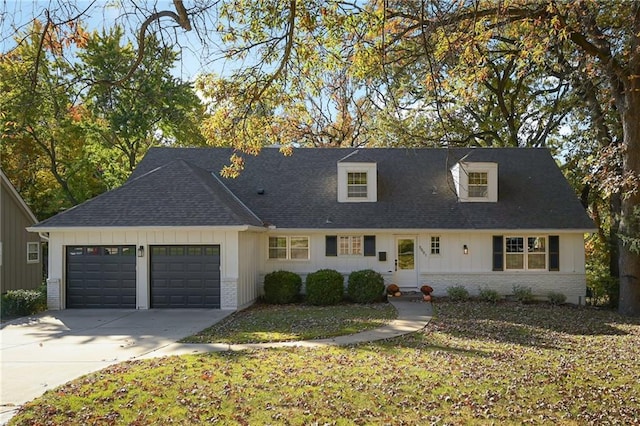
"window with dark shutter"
364,235,376,256
325,236,337,257
549,235,560,271
492,235,504,271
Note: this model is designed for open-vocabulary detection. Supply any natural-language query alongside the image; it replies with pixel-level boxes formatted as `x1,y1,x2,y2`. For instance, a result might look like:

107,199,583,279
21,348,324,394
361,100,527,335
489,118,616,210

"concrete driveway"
0,309,233,422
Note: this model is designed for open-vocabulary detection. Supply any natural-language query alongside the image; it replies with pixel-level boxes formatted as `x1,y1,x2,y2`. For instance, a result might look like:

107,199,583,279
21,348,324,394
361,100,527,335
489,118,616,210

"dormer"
450,161,498,202
337,151,377,203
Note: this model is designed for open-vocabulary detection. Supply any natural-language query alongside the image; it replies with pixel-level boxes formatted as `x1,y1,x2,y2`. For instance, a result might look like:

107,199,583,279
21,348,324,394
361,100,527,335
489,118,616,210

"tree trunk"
618,88,640,316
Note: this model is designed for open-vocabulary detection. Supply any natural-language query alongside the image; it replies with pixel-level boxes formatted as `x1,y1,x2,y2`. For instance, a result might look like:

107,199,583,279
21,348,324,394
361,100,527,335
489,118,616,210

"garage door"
66,246,136,308
150,245,221,308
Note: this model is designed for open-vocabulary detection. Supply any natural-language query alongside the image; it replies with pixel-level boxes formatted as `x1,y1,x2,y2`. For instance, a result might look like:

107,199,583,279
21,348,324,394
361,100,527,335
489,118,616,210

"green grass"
181,302,397,343
10,301,640,425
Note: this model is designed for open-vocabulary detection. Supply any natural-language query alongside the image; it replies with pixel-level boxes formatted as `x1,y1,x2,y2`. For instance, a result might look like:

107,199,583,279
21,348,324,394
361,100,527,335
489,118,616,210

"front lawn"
10,302,640,425
181,302,397,344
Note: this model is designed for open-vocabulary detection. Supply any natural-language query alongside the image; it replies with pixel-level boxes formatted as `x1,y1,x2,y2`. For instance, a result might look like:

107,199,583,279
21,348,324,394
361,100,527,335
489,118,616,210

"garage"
66,246,137,308
150,245,221,308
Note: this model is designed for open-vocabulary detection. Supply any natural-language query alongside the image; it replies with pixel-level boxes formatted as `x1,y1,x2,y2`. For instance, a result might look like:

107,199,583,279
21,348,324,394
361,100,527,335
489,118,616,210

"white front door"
394,236,418,289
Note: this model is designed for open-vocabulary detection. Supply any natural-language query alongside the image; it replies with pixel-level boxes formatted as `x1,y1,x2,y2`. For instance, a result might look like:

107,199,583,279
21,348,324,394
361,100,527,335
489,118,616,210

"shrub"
479,287,501,303
513,285,534,304
446,285,470,302
305,269,345,305
1,285,47,318
587,274,619,308
547,291,567,305
263,270,302,304
347,269,385,303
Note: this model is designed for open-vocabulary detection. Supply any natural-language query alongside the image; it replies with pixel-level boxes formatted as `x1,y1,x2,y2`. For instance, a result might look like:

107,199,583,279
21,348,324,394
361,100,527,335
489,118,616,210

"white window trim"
467,171,489,199
27,242,40,264
504,236,548,271
338,235,363,256
450,161,498,202
337,162,377,203
268,236,310,260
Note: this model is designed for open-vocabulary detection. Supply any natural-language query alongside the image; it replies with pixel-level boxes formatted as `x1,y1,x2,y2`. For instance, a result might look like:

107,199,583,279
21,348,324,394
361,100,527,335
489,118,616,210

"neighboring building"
30,147,595,310
1,169,42,293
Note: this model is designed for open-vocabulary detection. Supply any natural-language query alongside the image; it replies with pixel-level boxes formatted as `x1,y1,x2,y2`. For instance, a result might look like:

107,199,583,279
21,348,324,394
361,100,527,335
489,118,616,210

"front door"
394,236,418,289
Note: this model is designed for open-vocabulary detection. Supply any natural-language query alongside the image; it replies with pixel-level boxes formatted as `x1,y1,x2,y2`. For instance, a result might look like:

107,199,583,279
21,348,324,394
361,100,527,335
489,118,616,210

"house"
29,147,595,310
1,169,42,293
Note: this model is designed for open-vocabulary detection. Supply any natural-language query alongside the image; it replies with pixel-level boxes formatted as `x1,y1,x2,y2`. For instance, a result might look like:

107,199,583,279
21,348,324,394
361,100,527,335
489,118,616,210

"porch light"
138,245,145,257
463,244,468,255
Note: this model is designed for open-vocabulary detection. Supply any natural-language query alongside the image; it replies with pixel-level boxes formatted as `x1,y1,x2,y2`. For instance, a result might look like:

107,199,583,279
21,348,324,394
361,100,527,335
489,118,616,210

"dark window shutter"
492,235,503,271
325,236,337,257
364,235,376,256
549,235,560,271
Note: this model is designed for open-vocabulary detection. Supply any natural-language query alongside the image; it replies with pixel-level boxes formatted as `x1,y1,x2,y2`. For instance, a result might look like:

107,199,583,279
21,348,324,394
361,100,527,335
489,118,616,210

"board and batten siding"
45,228,246,310
259,231,588,304
1,174,41,293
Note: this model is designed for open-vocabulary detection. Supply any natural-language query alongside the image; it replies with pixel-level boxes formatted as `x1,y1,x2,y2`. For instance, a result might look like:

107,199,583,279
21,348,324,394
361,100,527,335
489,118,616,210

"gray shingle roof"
34,159,262,227
34,147,595,230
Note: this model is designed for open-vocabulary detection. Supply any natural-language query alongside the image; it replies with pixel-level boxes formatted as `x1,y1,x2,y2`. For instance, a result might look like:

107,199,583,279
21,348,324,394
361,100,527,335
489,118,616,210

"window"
430,236,440,255
339,236,362,255
347,172,368,198
450,162,497,202
27,242,39,263
326,235,375,257
269,236,309,260
468,172,488,198
338,162,377,203
505,236,547,270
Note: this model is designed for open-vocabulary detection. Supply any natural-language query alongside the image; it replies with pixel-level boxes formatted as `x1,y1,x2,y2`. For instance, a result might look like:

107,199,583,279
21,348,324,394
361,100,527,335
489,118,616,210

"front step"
387,291,425,302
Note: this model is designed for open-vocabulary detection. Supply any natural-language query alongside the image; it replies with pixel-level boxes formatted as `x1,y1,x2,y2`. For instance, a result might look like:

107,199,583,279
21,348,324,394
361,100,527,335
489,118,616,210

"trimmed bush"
347,269,385,303
263,270,302,304
513,285,534,304
1,285,47,318
446,285,470,302
547,291,567,305
479,287,501,303
305,269,344,305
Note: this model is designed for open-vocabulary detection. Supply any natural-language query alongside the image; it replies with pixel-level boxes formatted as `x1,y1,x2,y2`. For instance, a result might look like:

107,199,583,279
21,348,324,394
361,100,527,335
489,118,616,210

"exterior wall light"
138,245,145,257
463,244,469,255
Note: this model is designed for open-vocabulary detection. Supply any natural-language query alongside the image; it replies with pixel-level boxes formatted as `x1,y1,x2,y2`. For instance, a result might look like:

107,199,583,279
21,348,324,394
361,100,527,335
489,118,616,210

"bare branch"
96,1,192,87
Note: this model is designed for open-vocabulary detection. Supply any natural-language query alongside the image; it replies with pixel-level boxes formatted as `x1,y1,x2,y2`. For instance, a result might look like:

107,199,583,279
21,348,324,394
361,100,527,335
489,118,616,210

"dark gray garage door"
150,245,221,308
66,246,136,308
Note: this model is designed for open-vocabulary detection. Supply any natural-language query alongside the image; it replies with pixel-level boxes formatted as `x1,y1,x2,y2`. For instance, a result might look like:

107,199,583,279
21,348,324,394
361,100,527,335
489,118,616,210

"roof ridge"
144,159,264,226
206,167,265,226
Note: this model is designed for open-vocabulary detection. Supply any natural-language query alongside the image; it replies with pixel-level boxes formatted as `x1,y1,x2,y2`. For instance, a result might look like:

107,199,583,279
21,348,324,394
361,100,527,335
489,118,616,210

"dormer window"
468,172,488,198
451,161,498,202
347,172,368,198
337,161,377,203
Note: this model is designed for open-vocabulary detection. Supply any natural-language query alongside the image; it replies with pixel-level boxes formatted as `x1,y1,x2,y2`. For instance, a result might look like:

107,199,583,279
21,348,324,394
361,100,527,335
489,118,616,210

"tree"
0,20,99,218
1,20,205,218
79,27,206,175
370,0,640,315
2,1,639,315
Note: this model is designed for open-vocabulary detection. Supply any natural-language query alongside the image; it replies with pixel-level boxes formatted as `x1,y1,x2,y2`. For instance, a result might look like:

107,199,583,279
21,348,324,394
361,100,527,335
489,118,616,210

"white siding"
237,231,262,309
44,228,589,309
46,228,244,310
259,230,588,304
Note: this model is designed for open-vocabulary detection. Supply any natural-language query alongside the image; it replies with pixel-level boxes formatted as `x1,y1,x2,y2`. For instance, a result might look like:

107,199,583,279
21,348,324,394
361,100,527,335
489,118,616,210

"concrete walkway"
143,299,433,357
1,300,432,424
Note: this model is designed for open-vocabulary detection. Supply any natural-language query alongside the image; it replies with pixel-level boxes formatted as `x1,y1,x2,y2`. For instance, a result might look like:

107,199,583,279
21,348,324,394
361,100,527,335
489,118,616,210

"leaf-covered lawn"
11,302,640,425
181,302,397,344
